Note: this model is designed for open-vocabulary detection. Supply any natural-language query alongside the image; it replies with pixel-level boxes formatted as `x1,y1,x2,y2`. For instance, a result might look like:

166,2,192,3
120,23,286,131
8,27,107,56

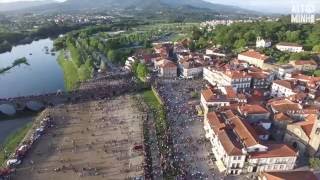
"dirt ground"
12,95,145,180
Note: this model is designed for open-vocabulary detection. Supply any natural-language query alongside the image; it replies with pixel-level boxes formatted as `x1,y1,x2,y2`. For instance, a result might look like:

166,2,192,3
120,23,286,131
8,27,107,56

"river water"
0,38,65,98
0,38,65,145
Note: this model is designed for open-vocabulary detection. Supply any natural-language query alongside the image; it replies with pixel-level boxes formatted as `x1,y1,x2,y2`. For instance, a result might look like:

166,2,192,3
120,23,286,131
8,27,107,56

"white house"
256,37,272,48
204,110,298,175
277,65,296,79
203,67,251,92
271,80,297,98
204,111,247,175
247,143,297,173
238,50,270,69
276,42,304,53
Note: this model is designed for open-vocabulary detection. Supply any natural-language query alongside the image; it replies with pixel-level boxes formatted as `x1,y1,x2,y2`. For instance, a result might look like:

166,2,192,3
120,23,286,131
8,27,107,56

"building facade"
276,42,304,53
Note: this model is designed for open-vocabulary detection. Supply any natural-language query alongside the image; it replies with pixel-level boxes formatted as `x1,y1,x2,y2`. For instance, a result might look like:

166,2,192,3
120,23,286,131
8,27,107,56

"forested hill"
5,0,255,16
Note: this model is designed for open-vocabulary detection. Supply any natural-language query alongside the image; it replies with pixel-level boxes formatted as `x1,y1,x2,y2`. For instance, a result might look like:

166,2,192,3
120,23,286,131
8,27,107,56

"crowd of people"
153,79,219,179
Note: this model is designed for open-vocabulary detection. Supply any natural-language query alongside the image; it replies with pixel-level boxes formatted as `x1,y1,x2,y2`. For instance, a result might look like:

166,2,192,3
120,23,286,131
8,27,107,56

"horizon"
0,0,319,14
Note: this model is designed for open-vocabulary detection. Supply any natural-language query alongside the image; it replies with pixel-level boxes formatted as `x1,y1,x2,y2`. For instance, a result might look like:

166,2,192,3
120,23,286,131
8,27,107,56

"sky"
206,0,320,13
0,0,319,13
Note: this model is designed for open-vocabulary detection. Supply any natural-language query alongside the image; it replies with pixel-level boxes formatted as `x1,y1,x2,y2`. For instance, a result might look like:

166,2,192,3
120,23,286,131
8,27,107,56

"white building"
276,42,304,53
203,67,251,91
271,80,297,97
204,111,247,175
277,65,296,79
238,50,270,69
256,37,272,48
204,110,297,175
247,143,297,173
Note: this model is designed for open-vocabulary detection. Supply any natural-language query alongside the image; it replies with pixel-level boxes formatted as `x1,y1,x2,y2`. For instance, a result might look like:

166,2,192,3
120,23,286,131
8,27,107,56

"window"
233,156,237,160
237,156,241,160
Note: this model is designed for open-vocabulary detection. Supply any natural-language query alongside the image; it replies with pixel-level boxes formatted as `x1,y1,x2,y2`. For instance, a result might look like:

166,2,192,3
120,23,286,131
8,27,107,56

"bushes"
309,157,320,169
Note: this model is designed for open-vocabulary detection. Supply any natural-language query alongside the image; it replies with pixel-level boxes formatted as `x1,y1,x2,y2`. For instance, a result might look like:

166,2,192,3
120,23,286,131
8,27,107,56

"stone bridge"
0,72,148,116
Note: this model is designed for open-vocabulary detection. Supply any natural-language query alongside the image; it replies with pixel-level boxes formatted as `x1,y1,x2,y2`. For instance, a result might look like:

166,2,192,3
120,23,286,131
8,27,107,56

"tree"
107,50,117,62
309,157,320,169
312,44,320,53
136,63,148,80
234,39,247,50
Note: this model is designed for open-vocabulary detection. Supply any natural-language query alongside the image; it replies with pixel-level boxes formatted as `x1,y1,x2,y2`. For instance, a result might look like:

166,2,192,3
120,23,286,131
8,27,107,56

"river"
0,38,65,98
0,38,65,145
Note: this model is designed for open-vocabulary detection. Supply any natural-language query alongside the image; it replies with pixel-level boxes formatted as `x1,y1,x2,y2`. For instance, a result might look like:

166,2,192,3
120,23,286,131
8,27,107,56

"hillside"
2,0,255,15
0,0,56,12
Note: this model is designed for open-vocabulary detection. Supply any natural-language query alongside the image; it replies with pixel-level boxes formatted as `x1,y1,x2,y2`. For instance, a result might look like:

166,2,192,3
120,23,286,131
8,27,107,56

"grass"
0,122,32,166
58,51,80,91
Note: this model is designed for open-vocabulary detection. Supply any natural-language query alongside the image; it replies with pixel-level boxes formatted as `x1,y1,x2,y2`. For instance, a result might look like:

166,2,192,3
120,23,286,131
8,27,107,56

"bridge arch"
0,104,16,116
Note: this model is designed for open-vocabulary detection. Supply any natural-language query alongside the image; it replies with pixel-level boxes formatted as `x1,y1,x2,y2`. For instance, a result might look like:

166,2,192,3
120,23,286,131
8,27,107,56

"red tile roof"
240,50,269,61
293,114,317,138
269,99,301,113
224,70,251,79
224,110,260,147
292,60,317,66
158,59,177,68
273,80,296,89
201,88,228,102
218,130,243,156
238,104,269,115
273,113,293,123
250,143,297,158
207,112,225,133
260,171,317,180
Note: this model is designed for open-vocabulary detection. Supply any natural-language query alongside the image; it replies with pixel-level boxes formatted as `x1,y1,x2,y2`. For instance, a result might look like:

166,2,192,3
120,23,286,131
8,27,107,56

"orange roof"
273,113,293,122
260,171,317,180
292,60,317,66
240,50,269,61
158,59,177,68
269,99,301,113
293,114,317,138
249,72,268,79
250,143,297,158
224,70,251,79
207,112,225,133
225,86,237,99
201,88,229,102
224,110,259,147
206,112,244,156
273,80,296,89
218,130,243,156
239,104,269,115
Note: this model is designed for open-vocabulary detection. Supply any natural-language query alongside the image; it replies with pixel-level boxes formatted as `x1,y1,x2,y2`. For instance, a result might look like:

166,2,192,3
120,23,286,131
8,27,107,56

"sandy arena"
12,95,145,180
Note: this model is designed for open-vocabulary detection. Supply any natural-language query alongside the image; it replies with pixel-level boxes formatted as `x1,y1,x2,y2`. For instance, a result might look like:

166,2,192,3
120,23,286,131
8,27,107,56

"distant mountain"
2,0,256,15
0,0,57,12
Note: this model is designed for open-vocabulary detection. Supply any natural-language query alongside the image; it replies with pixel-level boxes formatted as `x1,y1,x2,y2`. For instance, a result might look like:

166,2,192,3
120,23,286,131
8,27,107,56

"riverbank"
0,122,32,166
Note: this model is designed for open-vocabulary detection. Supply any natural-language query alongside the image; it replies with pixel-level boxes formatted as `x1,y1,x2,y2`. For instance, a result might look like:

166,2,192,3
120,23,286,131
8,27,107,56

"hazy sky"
206,0,320,13
0,0,319,13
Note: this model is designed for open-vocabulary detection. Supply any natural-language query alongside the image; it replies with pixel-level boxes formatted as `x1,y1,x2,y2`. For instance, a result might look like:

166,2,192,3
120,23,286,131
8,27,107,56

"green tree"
234,39,247,50
312,44,320,53
136,63,149,80
309,157,320,169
